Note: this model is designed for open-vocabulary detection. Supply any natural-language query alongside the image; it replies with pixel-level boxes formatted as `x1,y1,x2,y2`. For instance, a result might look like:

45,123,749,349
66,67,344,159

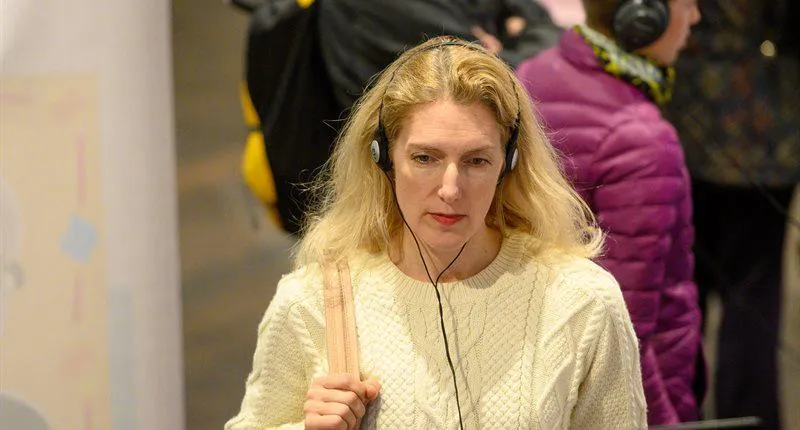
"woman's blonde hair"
293,36,602,267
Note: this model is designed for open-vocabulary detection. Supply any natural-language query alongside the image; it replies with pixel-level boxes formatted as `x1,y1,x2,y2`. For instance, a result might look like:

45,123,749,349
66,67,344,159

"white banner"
1,2,183,430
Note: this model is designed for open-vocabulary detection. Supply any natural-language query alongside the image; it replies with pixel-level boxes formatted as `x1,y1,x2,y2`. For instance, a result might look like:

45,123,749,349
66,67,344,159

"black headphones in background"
613,0,670,51
370,41,520,182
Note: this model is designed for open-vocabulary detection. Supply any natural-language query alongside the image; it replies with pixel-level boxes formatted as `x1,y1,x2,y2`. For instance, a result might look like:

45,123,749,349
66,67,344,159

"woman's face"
391,99,505,254
639,0,701,65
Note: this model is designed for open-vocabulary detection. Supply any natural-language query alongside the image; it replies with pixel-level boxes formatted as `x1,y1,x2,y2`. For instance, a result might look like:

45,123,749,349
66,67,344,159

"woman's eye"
468,157,490,166
412,154,433,164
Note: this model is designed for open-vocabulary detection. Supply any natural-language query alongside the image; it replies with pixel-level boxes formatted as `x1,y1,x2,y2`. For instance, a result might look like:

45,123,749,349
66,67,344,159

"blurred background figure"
232,0,562,235
517,0,704,425
318,0,562,107
665,1,800,428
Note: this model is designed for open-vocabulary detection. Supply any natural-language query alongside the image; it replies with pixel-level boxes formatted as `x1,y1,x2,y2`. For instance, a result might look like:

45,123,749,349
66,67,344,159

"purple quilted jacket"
517,30,703,425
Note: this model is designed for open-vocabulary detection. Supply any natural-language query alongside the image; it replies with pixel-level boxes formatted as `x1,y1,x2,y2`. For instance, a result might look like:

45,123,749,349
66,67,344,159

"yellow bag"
239,82,283,230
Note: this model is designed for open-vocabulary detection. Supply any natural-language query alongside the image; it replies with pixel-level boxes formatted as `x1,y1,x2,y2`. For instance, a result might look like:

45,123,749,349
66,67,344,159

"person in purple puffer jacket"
517,0,703,426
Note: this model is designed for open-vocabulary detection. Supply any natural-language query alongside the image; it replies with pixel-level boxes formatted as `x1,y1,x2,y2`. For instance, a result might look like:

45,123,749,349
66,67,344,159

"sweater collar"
368,231,529,305
564,25,676,106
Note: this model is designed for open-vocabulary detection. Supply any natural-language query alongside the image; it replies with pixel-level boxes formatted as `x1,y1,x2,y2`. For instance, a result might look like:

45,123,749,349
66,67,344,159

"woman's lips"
430,213,465,226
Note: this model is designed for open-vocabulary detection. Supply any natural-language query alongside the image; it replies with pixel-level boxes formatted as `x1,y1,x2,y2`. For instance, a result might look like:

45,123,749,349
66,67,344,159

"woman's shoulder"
534,255,636,343
538,255,626,313
269,263,326,311
272,252,383,309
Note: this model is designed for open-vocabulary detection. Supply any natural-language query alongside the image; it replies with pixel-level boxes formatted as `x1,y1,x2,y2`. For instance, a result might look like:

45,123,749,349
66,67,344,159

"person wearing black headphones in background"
664,1,799,429
225,36,647,429
517,0,704,427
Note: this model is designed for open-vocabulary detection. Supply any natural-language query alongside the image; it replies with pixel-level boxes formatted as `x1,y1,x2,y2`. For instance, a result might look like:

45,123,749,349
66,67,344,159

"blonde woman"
226,36,646,430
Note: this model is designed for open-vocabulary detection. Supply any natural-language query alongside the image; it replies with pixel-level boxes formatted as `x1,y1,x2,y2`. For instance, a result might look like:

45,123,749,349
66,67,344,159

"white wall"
1,2,183,429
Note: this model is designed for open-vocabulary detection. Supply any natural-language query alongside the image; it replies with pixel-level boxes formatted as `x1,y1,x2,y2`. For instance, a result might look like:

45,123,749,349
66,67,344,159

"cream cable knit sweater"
225,232,647,429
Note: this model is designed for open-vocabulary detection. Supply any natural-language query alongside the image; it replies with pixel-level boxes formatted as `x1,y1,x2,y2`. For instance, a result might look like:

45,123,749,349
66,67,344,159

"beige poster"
1,75,110,430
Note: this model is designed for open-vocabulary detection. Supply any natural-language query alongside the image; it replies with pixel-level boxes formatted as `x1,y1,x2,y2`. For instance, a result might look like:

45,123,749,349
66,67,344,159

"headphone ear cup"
497,145,518,186
509,148,519,171
504,122,520,176
613,0,669,51
370,138,383,165
371,128,392,171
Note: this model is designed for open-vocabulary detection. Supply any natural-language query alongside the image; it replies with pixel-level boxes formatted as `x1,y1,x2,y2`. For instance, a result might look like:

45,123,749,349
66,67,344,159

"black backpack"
235,0,561,235
239,0,341,234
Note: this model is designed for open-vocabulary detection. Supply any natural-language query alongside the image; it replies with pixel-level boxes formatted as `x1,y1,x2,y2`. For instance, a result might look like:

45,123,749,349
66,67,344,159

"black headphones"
612,0,670,51
370,40,520,183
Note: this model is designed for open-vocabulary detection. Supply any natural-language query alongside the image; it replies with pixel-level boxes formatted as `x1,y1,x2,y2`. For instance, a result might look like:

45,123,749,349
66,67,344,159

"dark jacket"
317,0,561,107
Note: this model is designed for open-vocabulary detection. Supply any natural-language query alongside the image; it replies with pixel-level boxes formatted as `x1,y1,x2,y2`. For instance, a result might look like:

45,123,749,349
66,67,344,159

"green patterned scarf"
574,25,675,106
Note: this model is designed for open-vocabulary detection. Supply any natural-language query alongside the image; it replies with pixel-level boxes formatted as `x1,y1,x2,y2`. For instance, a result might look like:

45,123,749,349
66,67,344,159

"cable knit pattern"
225,232,647,429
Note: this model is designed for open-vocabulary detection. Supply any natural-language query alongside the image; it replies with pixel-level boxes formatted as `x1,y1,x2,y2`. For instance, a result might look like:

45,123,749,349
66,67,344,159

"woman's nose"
437,162,462,202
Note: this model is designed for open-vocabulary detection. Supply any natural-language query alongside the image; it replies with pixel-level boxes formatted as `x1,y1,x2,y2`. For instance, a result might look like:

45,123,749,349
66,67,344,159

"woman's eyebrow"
462,145,496,156
406,143,497,154
405,143,441,152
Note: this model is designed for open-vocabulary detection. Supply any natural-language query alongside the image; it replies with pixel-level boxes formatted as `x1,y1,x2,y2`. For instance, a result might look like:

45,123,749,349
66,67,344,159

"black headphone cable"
385,172,468,430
